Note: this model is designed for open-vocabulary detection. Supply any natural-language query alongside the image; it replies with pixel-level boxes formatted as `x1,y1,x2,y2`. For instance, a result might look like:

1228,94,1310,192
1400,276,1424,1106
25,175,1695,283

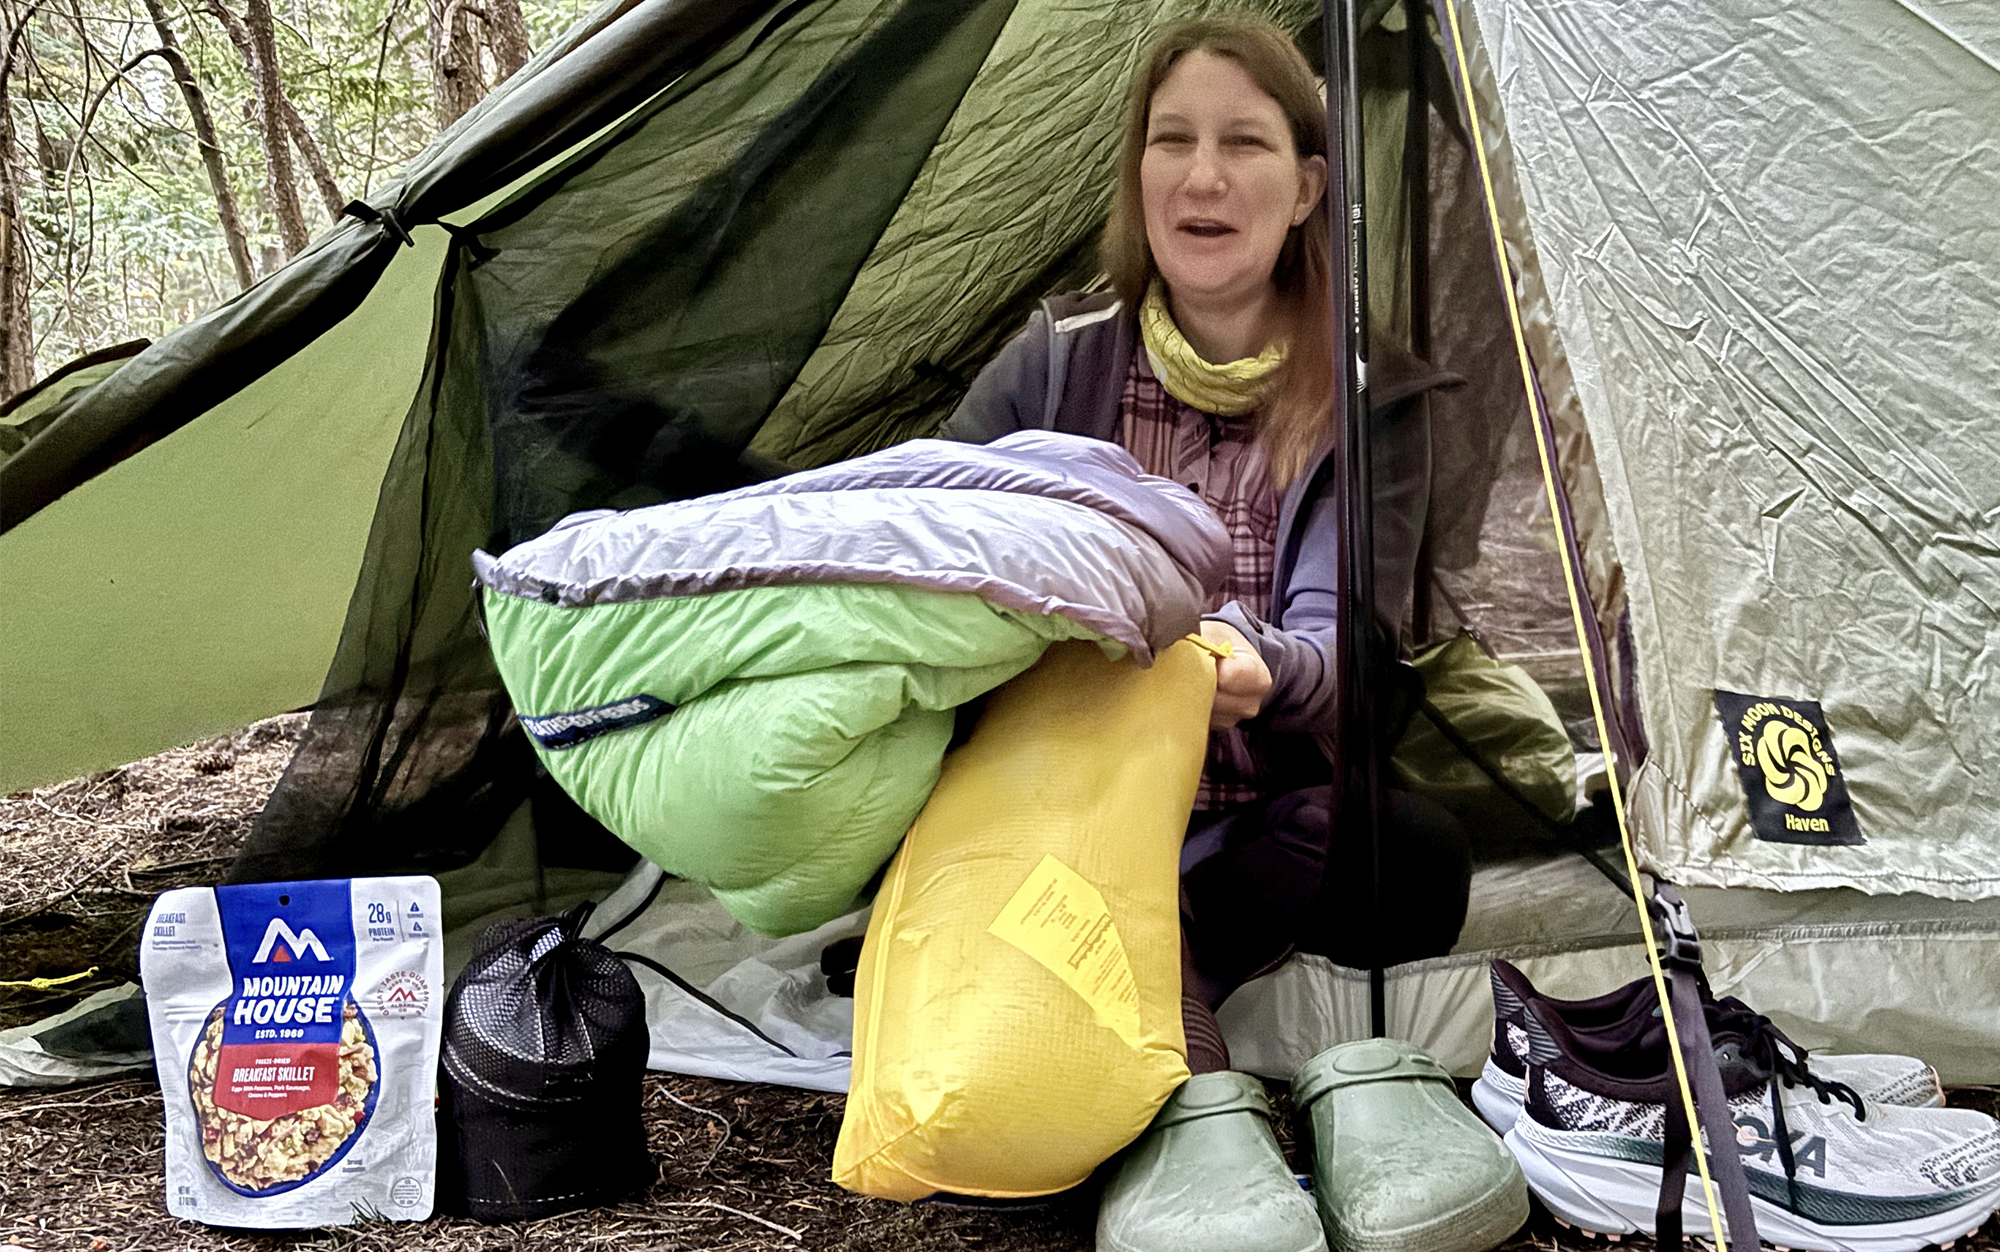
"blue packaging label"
519,693,674,749
211,881,358,1117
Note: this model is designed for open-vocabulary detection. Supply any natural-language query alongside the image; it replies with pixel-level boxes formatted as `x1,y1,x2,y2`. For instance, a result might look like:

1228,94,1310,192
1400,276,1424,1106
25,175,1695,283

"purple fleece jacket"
942,292,1459,739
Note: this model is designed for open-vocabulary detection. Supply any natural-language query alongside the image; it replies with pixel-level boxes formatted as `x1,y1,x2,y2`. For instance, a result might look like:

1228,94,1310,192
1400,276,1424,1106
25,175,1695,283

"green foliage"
8,0,584,379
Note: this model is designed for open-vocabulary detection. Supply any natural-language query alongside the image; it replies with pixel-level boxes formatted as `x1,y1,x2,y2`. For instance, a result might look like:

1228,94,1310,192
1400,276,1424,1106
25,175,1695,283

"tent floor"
7,804,1996,1089
1225,853,2000,1086
442,816,2000,1092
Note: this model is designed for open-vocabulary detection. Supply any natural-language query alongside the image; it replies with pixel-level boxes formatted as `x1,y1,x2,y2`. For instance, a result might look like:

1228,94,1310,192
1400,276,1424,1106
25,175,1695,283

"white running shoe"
1471,960,1943,1134
1501,997,2000,1252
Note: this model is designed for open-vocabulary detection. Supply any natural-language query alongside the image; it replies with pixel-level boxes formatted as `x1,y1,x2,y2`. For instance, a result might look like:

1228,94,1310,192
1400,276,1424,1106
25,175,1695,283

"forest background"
0,0,585,402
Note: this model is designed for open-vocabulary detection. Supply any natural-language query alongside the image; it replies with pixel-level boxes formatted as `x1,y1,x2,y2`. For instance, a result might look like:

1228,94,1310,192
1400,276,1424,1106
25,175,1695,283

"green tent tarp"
3,0,1995,1084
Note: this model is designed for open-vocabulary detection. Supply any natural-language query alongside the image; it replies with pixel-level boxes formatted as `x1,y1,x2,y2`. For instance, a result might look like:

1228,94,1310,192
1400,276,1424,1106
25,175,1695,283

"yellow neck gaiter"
1138,283,1286,416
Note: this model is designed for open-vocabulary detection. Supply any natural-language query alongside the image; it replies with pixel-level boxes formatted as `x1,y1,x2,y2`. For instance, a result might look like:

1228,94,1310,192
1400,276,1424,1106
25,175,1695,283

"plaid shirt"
1118,349,1278,810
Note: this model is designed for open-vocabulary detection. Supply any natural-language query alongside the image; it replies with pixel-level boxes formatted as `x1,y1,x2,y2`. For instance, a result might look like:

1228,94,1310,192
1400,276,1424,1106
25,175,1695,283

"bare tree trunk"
246,0,305,255
280,99,342,221
206,0,340,227
427,0,485,127
0,8,36,398
483,0,530,83
138,0,253,289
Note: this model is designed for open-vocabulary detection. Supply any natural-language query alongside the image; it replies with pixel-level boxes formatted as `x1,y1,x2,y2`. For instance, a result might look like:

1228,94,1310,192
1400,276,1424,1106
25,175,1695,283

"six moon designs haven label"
1712,690,1864,846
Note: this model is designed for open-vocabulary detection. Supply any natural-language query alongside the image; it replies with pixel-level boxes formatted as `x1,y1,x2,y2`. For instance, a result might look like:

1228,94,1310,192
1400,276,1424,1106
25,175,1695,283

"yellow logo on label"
1737,701,1836,815
1756,721,1827,811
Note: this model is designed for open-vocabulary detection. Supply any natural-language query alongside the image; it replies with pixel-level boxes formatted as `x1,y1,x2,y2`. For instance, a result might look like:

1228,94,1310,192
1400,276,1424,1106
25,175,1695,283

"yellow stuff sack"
833,638,1213,1201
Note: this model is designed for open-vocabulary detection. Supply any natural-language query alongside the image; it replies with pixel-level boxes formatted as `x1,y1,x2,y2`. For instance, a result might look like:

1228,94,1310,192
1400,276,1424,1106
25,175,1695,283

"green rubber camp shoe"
1292,1039,1527,1252
1097,1071,1329,1252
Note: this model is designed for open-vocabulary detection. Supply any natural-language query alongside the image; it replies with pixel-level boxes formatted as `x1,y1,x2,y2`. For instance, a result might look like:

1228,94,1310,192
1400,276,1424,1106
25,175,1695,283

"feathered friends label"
1712,691,1863,846
519,694,674,749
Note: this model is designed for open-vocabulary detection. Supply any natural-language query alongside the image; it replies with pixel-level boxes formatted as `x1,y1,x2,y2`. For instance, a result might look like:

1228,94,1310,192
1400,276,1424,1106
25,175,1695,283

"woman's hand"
1200,620,1272,729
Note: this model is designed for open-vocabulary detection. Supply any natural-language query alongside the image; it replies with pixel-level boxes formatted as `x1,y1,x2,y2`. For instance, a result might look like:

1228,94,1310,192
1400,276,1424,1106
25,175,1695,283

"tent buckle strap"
342,200,417,248
1648,882,1703,973
1641,879,1762,1252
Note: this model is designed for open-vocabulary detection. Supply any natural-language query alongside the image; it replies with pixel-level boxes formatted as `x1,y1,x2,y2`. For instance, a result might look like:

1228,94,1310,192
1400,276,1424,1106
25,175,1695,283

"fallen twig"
0,1094,160,1119
655,1200,803,1242
656,1084,734,1172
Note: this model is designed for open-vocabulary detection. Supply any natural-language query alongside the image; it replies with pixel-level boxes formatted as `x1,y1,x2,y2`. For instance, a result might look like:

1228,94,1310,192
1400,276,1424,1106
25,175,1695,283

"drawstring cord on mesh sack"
520,901,597,965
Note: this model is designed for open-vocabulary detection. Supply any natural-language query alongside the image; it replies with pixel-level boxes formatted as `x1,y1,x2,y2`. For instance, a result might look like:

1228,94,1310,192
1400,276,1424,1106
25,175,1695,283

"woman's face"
1141,50,1326,312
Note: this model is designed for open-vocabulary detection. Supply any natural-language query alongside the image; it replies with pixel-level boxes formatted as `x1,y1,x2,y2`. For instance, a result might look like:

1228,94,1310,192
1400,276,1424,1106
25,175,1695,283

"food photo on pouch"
2,0,1997,1250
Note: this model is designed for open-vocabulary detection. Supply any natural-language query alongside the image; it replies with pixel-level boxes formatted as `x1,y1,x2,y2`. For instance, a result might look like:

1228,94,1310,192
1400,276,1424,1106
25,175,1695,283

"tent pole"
1321,0,1385,1038
1402,0,1431,360
1403,0,1435,645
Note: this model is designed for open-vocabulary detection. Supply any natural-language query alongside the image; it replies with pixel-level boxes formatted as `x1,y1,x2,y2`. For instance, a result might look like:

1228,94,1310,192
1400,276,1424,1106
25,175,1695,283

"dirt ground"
0,716,309,1034
3,722,1996,1252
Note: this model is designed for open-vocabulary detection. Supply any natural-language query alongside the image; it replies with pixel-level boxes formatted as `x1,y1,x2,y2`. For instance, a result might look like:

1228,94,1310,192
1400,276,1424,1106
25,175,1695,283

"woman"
946,16,1473,1252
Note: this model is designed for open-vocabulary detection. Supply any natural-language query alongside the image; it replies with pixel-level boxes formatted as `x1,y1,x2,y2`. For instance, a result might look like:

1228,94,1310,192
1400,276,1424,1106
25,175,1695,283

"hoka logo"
1735,1115,1827,1177
252,918,331,964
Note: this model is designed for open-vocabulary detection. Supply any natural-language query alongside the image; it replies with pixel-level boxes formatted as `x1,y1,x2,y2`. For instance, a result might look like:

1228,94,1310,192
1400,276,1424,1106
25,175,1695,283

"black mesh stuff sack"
437,902,652,1220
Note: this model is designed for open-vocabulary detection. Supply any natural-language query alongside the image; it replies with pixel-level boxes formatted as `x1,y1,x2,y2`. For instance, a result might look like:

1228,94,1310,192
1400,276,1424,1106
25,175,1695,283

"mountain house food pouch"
142,877,444,1227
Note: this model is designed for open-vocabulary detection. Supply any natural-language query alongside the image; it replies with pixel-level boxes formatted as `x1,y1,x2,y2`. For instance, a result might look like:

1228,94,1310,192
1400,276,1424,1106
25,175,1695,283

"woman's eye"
1148,131,1194,147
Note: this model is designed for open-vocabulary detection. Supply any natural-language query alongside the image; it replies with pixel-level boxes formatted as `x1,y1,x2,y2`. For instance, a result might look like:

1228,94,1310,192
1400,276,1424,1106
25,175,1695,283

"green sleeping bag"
485,583,1103,934
474,432,1228,937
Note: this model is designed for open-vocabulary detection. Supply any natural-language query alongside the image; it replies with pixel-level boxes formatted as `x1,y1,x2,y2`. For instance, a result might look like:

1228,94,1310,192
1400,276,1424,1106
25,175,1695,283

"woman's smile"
1177,217,1237,238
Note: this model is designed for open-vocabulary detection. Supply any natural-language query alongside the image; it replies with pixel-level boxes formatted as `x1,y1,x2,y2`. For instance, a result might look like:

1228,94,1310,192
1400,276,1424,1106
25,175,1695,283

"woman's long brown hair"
1102,15,1333,489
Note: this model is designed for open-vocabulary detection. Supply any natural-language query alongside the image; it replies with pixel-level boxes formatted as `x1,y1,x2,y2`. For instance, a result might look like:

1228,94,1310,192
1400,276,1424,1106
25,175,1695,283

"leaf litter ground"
3,721,1995,1252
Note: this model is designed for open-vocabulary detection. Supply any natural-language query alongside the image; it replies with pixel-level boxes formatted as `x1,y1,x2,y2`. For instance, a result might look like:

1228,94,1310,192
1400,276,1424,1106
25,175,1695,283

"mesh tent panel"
233,0,1022,881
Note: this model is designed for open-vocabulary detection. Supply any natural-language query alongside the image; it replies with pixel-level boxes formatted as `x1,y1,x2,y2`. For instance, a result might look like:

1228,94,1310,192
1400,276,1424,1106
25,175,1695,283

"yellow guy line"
0,966,100,991
1432,1,1730,1246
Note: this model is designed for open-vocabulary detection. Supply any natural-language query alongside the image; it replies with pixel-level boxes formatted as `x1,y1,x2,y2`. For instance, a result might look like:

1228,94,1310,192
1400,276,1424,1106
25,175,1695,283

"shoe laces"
1718,997,1866,1212
1717,996,1866,1121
